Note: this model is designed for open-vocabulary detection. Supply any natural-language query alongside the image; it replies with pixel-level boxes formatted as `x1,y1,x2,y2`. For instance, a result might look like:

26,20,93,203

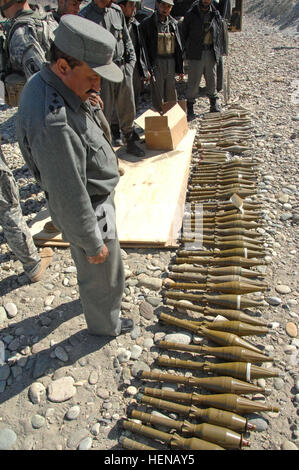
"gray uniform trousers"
68,195,125,337
186,50,218,103
101,63,136,139
0,166,41,279
151,56,177,110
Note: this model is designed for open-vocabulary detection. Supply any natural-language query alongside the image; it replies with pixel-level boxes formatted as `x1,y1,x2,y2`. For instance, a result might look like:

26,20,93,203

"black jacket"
128,17,148,79
182,1,225,62
139,12,184,74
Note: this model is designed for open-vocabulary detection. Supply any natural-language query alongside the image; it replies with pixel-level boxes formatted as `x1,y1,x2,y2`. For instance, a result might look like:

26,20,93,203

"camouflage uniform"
0,147,41,279
6,9,57,80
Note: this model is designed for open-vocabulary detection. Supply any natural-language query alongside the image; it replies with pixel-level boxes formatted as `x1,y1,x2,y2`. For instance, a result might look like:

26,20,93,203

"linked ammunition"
122,419,225,450
142,387,280,414
157,341,273,363
156,356,281,382
137,393,253,433
129,409,249,449
139,369,266,394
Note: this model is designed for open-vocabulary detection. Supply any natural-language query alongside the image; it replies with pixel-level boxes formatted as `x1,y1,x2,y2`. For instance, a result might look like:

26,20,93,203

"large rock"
47,376,76,403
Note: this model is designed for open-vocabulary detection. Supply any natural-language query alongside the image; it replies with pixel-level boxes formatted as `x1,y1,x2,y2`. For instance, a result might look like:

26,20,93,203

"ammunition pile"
120,105,282,451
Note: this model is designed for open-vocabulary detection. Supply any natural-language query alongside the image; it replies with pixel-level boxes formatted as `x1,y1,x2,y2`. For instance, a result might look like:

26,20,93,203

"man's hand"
87,244,109,264
178,73,185,82
88,92,104,109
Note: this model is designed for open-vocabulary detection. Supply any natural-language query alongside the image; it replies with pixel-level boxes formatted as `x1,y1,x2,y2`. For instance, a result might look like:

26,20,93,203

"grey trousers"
101,63,136,138
151,57,177,111
0,169,41,279
186,51,218,103
69,197,125,337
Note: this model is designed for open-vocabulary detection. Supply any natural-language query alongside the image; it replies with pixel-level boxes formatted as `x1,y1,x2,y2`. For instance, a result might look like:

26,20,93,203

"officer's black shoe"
111,124,123,146
187,101,196,121
126,139,145,158
131,128,141,141
120,318,134,334
209,97,221,113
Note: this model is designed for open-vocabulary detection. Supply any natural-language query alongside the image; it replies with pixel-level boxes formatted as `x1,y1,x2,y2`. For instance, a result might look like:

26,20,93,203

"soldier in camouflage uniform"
0,147,52,282
0,0,57,81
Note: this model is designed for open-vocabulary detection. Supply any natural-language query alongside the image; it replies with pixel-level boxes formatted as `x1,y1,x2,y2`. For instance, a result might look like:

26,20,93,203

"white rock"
47,377,76,403
29,382,46,404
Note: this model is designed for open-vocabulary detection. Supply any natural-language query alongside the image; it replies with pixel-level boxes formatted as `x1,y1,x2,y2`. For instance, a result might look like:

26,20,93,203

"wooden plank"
115,129,196,247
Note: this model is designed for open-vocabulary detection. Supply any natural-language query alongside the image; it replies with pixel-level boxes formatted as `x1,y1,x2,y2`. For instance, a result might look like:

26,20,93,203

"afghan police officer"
51,0,83,23
182,0,225,119
79,0,145,157
139,0,184,112
0,147,53,282
16,15,134,337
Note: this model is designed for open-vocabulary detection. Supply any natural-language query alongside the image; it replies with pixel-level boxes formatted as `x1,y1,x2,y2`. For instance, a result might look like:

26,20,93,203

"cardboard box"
135,101,188,151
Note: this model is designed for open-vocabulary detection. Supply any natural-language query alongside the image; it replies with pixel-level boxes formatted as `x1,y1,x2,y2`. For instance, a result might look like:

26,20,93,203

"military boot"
209,97,221,113
125,133,145,158
187,101,196,121
111,123,123,146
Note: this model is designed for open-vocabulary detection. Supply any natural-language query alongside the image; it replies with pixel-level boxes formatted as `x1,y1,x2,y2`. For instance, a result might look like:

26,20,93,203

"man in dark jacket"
139,0,184,111
182,0,225,118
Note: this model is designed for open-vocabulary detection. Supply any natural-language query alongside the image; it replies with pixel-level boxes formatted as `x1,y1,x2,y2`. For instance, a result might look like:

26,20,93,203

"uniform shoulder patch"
45,87,66,127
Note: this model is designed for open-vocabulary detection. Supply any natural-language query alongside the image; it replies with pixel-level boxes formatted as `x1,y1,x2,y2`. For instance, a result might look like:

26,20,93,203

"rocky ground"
0,10,298,453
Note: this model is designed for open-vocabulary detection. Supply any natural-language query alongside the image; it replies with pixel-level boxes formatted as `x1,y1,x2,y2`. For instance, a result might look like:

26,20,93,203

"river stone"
117,348,131,363
47,376,76,402
164,332,192,344
78,436,93,450
54,346,69,362
0,427,17,450
281,440,298,450
0,364,10,381
65,405,81,420
0,341,5,366
88,370,98,385
4,303,18,318
29,382,46,404
273,377,285,390
131,361,150,377
31,414,46,429
137,274,162,291
247,415,268,432
67,429,89,449
275,285,292,294
266,296,282,306
130,344,142,360
0,307,7,324
285,322,298,338
139,301,154,320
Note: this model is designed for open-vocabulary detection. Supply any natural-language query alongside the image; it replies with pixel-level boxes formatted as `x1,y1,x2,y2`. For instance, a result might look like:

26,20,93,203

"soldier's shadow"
0,299,113,405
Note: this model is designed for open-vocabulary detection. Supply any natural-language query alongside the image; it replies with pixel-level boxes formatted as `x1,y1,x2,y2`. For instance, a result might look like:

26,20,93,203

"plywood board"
115,129,196,247
29,129,195,249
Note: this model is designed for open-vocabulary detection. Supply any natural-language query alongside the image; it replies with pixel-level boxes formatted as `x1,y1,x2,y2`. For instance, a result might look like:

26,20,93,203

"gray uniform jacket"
7,9,57,79
79,1,136,67
16,64,120,257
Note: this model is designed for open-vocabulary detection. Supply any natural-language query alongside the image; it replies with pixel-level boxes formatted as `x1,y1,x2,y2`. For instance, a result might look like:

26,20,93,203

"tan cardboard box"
135,101,188,151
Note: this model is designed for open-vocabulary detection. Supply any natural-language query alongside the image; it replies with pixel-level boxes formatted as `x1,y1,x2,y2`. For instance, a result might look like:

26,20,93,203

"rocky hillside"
246,0,299,32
